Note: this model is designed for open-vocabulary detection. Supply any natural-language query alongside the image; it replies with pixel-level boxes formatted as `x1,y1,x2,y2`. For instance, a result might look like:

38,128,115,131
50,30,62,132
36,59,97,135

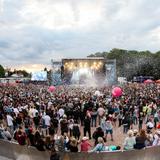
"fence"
0,140,160,160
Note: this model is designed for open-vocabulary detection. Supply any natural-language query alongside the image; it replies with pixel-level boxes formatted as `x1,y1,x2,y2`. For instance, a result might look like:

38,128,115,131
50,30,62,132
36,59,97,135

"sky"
0,0,160,72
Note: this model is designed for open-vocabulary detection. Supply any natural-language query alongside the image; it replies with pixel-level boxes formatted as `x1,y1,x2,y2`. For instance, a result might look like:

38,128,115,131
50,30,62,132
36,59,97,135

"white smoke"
71,67,98,87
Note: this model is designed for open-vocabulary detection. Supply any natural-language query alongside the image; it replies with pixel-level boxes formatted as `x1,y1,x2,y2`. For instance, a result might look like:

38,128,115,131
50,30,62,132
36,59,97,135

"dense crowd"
0,83,160,159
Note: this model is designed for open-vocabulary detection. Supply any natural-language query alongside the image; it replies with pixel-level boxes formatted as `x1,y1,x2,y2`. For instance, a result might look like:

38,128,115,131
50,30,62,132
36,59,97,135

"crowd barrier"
0,140,160,160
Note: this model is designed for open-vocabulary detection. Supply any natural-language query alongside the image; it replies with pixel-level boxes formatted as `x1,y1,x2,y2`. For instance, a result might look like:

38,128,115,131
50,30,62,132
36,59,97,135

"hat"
82,137,89,141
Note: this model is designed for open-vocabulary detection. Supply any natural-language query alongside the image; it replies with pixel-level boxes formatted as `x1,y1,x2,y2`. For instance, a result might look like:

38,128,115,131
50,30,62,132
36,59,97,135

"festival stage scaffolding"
51,58,116,86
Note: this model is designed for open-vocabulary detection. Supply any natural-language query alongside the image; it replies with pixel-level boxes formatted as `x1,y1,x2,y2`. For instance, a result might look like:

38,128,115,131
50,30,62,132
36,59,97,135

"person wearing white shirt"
58,108,65,118
32,108,38,118
13,108,19,117
42,114,51,136
153,131,160,146
6,114,14,134
43,115,51,127
146,119,154,133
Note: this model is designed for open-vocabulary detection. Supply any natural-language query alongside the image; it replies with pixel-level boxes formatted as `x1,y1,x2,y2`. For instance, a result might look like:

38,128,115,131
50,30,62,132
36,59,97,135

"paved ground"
88,125,130,147
0,156,12,160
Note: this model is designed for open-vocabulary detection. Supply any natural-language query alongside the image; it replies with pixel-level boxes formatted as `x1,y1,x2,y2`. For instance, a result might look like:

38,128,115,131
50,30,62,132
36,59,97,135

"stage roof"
62,57,104,61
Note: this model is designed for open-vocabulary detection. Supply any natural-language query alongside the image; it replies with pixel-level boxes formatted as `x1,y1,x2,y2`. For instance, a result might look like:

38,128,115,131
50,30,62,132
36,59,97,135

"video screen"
31,71,47,81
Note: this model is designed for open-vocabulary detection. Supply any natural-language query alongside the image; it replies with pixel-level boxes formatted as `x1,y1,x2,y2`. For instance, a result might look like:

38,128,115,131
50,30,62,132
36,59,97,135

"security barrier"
0,140,160,160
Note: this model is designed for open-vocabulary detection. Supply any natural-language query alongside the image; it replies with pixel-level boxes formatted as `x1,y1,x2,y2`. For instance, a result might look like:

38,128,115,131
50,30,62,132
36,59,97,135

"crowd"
0,83,160,159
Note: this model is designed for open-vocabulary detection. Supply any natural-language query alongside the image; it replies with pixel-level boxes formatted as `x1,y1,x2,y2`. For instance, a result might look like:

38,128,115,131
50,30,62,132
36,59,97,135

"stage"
51,58,116,86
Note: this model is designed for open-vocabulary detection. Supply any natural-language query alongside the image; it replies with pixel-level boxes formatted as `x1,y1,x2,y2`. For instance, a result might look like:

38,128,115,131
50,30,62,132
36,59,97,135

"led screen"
31,71,47,81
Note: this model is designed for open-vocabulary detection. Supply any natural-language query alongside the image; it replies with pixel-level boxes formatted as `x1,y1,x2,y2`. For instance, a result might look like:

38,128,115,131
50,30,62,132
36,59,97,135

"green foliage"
0,64,5,78
88,49,160,80
9,69,30,77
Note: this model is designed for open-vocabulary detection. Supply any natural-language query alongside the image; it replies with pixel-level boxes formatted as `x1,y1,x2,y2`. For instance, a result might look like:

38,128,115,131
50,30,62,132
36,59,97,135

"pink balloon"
48,86,56,92
144,79,154,84
112,87,122,97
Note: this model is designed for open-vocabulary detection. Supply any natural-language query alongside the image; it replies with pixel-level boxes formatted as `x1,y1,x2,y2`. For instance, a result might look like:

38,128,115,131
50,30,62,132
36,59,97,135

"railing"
0,140,160,160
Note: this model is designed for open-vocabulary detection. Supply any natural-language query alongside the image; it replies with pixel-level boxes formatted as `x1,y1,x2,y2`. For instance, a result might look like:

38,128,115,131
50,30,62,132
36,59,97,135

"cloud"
0,0,160,71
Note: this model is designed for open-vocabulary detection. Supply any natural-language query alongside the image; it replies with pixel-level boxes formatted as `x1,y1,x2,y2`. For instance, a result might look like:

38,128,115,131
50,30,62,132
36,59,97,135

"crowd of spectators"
0,83,160,159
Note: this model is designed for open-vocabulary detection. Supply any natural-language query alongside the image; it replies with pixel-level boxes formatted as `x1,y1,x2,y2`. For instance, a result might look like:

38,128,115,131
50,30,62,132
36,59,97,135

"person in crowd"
80,137,92,152
6,113,14,134
68,137,79,152
51,116,59,134
43,112,51,136
16,126,27,146
105,145,121,151
68,117,74,137
138,112,144,131
122,113,130,134
27,128,35,146
36,135,46,151
50,147,61,160
134,129,148,149
60,115,68,136
154,111,159,129
100,116,106,133
33,112,41,130
152,130,160,146
133,129,138,137
123,130,136,150
54,136,65,152
97,106,105,125
146,118,154,133
83,116,91,139
90,137,106,152
72,120,80,140
118,111,123,127
45,135,54,150
105,117,113,141
92,127,104,145
91,108,97,127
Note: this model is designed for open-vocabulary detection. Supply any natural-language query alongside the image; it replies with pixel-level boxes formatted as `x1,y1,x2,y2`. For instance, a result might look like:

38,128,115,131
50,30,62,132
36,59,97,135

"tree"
0,64,5,78
88,49,160,80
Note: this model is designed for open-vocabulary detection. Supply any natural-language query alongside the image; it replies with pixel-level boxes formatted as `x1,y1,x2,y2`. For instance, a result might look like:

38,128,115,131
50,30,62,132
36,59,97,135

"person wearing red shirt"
80,137,92,152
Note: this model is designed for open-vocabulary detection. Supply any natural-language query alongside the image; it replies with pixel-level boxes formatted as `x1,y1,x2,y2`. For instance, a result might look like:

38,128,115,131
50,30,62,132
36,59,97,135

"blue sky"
0,0,160,71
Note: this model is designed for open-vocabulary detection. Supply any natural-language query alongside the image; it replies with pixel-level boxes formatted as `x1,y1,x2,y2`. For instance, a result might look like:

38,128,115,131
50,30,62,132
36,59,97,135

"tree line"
88,48,160,80
0,48,160,80
0,65,30,78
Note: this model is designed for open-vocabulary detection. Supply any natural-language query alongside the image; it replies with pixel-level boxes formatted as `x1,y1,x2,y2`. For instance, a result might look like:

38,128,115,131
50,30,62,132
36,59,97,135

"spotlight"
91,66,94,70
69,66,73,70
79,62,83,67
84,62,88,67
